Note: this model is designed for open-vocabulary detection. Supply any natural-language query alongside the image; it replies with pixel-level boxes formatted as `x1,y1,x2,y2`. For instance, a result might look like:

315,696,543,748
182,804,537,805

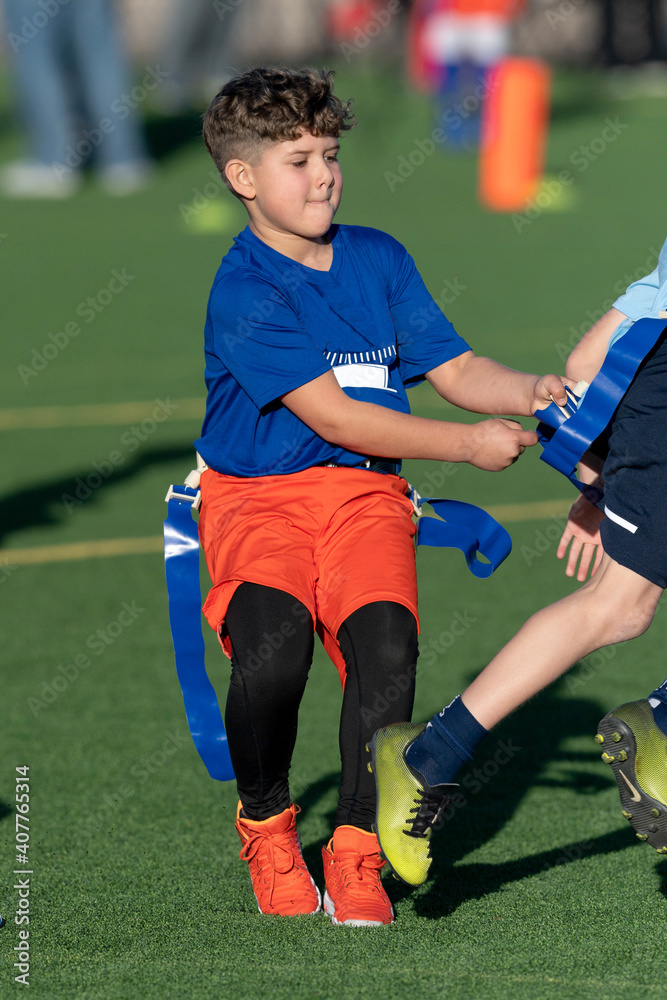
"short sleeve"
613,266,660,320
384,240,471,382
207,270,331,409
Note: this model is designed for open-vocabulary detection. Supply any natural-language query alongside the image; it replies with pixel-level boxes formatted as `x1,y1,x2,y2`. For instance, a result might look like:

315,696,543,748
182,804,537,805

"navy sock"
648,680,667,735
405,695,488,786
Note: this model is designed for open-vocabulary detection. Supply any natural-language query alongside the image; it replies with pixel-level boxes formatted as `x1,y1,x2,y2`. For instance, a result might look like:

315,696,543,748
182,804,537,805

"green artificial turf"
3,59,667,999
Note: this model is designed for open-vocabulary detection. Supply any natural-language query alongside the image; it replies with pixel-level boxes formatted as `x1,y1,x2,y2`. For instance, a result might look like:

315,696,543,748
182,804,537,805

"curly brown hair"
203,67,355,193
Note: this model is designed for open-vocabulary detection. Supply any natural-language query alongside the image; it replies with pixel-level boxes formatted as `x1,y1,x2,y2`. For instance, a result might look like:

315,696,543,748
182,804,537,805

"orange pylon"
479,57,551,212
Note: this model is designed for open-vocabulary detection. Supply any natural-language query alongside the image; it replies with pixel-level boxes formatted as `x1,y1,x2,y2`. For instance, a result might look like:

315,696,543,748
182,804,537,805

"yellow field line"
487,498,571,522
0,498,572,568
1,536,164,566
0,398,205,430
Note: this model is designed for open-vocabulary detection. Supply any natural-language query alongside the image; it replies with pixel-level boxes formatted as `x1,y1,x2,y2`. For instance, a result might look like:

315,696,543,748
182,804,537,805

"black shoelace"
404,787,449,839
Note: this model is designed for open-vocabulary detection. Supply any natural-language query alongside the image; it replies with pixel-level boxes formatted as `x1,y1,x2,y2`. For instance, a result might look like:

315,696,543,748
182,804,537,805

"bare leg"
462,554,662,730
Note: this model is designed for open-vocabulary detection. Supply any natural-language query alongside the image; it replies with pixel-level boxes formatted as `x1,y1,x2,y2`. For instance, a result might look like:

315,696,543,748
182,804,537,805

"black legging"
225,582,417,831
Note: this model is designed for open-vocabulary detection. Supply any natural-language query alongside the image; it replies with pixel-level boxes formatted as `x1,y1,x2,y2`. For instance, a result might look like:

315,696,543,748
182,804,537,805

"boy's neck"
248,220,333,271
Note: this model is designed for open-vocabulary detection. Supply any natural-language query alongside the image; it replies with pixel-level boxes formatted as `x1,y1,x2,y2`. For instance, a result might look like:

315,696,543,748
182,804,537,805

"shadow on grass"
656,860,667,899
413,827,634,919
0,443,195,546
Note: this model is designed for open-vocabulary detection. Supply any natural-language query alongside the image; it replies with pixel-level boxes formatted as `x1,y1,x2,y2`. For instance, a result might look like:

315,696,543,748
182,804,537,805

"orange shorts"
198,466,419,685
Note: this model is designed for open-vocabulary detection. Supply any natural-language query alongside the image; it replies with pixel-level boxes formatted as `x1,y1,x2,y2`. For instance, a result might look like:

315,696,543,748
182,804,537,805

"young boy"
369,240,667,886
195,65,565,925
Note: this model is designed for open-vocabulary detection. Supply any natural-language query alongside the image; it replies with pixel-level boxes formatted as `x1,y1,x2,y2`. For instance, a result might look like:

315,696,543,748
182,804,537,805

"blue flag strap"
163,484,234,782
410,491,512,578
535,317,667,501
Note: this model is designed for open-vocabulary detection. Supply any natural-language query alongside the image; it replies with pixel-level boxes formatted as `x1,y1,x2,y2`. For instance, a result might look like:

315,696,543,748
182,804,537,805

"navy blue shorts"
600,333,667,589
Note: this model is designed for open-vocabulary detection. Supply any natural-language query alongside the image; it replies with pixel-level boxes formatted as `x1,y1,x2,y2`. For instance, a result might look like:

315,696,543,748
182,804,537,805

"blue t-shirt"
195,224,470,476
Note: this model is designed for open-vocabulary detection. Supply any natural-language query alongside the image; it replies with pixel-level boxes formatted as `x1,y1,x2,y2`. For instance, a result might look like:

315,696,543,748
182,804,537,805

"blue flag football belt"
534,316,667,503
163,469,512,781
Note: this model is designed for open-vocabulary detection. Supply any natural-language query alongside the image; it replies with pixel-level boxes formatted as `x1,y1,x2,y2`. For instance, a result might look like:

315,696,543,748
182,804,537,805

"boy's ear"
225,160,255,200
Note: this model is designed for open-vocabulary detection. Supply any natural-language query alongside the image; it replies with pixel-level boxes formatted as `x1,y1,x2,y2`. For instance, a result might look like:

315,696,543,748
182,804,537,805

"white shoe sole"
323,890,393,927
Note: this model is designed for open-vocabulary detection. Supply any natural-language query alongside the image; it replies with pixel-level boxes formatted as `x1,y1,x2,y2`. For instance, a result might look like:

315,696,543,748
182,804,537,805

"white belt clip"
164,452,209,511
407,484,423,518
184,451,209,490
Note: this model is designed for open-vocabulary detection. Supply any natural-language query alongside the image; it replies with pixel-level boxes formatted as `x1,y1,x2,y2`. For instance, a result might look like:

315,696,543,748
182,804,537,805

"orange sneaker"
322,825,394,926
235,802,322,916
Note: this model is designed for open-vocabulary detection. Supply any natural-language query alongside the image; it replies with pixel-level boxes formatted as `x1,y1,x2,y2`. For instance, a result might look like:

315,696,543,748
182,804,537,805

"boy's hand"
557,494,605,581
530,374,574,414
467,418,538,471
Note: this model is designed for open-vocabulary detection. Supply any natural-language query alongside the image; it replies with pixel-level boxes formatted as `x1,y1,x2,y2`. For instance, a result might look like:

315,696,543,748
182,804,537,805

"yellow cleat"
597,700,667,853
366,723,457,887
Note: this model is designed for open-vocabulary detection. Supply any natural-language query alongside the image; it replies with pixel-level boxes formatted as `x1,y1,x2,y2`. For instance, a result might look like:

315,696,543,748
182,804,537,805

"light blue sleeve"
613,266,661,320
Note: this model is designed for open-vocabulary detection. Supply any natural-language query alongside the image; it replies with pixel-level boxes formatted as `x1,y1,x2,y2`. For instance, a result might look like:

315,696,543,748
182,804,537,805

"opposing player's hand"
467,418,538,471
530,374,574,413
557,493,605,581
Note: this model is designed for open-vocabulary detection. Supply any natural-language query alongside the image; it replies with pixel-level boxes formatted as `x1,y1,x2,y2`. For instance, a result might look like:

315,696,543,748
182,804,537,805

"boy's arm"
555,309,629,580
281,370,538,471
565,306,628,383
423,350,569,416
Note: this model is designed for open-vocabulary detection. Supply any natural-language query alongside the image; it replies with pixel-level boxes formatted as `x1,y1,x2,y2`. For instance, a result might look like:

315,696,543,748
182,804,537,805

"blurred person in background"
1,0,152,198
411,0,525,150
601,0,664,67
156,0,244,112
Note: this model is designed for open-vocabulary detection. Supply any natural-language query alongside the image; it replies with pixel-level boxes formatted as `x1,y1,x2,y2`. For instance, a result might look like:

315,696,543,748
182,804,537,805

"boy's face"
238,132,342,242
